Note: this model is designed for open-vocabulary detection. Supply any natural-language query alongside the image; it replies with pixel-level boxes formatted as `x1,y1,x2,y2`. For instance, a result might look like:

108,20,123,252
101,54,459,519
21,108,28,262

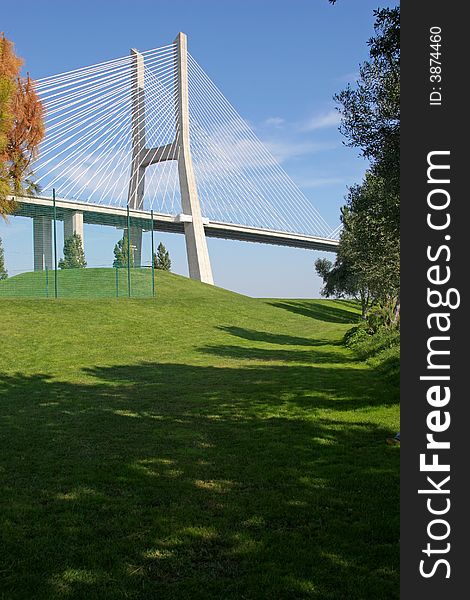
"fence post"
126,205,131,297
115,265,119,298
151,210,155,297
52,189,58,298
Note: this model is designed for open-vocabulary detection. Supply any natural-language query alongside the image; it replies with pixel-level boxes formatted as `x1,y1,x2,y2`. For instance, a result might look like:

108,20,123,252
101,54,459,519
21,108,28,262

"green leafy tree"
153,242,171,271
335,7,400,194
315,256,370,318
316,174,399,323
58,233,86,269
113,231,134,268
327,7,400,327
339,171,399,324
0,235,7,279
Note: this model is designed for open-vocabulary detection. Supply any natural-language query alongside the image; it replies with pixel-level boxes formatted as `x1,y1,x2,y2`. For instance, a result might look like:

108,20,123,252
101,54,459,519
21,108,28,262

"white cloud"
263,116,285,128
265,139,339,163
296,176,344,189
301,110,342,132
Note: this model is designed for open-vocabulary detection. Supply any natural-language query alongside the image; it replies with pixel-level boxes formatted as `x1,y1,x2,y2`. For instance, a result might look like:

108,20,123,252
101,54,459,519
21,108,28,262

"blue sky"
1,0,398,297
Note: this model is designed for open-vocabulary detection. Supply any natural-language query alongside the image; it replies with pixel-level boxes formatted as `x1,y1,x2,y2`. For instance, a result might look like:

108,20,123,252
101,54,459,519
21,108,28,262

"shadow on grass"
201,344,354,365
1,360,399,600
217,326,338,348
269,300,360,324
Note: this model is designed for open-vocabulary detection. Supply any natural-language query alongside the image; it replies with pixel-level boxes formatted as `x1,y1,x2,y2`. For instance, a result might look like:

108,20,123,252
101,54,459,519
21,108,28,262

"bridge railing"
0,196,162,300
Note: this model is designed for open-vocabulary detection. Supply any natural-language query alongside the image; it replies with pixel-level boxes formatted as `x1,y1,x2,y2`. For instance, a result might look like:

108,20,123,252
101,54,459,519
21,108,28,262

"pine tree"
113,231,134,268
58,233,86,269
153,242,171,271
0,235,7,279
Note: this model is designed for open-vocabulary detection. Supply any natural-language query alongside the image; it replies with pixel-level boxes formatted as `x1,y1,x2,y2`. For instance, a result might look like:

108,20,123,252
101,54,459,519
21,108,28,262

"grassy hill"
0,272,399,600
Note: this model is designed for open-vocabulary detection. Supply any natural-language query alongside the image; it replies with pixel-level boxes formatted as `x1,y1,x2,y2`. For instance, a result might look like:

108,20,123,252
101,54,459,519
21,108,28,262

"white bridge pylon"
30,33,338,282
127,33,212,283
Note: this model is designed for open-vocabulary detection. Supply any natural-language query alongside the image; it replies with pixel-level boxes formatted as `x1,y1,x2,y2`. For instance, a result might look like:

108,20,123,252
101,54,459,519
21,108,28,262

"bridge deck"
13,195,339,253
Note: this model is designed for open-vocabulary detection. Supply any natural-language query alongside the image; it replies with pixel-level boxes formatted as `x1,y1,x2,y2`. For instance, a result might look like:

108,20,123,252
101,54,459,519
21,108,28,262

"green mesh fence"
0,194,157,299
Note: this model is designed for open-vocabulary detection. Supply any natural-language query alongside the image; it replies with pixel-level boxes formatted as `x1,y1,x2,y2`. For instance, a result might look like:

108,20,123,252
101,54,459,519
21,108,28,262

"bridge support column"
64,211,84,241
175,33,213,284
33,216,53,271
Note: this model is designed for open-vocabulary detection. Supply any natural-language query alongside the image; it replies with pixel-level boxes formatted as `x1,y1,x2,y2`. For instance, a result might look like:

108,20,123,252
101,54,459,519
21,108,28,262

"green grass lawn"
0,272,399,600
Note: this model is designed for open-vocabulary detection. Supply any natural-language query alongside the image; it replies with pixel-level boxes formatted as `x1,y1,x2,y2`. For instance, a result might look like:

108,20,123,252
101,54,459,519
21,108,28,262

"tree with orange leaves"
0,33,44,218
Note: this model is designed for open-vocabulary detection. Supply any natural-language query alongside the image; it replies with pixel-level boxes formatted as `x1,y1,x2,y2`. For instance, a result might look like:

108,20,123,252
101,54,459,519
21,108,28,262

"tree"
153,242,171,271
340,171,399,323
1,34,44,218
113,231,134,268
58,233,86,269
334,8,400,194
327,7,400,327
315,256,370,318
0,235,7,279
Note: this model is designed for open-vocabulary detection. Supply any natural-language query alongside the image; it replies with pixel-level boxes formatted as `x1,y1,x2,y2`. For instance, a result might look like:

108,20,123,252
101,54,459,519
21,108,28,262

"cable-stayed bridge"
15,33,339,284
